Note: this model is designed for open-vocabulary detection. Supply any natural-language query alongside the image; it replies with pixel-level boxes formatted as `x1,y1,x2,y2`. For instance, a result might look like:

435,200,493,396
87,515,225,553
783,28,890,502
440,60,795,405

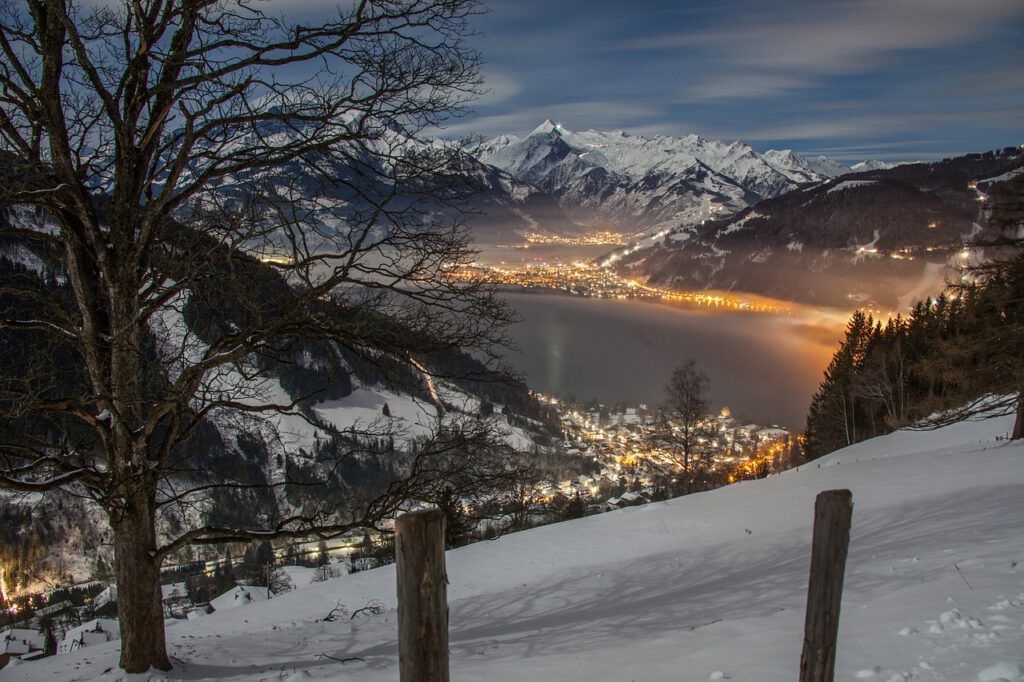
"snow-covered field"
4,414,1023,682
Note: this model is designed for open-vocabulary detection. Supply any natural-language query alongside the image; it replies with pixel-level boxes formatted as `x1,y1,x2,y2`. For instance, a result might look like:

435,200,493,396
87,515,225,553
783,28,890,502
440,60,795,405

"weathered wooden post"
799,489,853,682
396,508,449,682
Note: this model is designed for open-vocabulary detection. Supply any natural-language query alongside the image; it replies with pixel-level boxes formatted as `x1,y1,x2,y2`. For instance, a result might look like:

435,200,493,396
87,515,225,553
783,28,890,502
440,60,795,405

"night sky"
438,0,1024,162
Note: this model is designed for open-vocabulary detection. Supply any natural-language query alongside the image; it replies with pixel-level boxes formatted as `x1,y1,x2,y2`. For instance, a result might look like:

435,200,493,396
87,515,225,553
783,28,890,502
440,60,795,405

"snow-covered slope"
0,209,558,590
7,413,1023,681
764,148,852,181
851,160,902,172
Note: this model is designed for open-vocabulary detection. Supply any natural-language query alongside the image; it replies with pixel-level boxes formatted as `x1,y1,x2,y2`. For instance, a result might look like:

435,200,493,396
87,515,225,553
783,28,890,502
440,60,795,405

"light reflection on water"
501,292,847,429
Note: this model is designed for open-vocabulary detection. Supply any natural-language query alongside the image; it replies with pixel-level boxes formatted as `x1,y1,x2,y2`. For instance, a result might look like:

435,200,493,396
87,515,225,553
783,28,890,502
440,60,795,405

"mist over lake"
501,292,844,428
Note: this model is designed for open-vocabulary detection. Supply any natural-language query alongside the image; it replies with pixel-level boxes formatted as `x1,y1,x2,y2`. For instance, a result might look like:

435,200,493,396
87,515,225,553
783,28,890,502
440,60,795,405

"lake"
500,292,847,429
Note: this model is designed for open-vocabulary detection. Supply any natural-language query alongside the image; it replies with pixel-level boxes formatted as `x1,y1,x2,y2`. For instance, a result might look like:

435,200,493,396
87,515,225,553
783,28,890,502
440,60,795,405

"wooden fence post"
396,508,449,682
799,489,853,682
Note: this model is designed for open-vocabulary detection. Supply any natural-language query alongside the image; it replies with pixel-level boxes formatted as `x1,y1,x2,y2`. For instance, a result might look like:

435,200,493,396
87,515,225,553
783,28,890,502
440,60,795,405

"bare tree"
0,0,512,672
655,360,714,493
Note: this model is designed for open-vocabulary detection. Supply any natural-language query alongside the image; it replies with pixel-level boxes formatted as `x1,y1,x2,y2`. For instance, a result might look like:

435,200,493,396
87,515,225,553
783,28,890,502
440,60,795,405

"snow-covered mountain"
7,410,1022,681
763,148,852,181
468,121,852,231
851,159,902,172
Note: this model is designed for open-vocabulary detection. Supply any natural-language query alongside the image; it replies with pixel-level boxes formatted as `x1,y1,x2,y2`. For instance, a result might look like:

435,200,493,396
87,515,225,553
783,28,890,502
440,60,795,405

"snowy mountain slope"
616,147,1024,308
7,412,1022,681
851,160,902,172
0,214,558,592
469,121,852,231
763,148,852,182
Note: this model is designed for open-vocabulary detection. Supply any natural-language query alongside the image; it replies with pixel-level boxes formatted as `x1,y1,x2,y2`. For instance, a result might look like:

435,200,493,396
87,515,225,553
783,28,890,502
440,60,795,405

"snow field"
2,414,1022,682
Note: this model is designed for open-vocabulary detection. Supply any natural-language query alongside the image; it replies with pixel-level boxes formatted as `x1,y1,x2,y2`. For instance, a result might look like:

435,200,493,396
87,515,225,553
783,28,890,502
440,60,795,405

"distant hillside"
613,147,1024,309
0,210,562,592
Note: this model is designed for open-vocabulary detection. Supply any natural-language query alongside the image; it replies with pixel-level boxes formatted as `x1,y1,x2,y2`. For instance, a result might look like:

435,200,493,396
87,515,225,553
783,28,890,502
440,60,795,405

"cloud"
474,70,523,106
638,0,1024,101
717,0,1022,72
681,74,812,102
724,106,1024,142
947,62,1024,96
423,0,1023,158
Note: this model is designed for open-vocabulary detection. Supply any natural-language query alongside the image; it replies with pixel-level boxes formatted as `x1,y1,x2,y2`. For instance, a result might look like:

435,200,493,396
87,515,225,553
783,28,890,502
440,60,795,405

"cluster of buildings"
450,260,790,313
521,230,631,246
528,397,794,509
0,580,283,669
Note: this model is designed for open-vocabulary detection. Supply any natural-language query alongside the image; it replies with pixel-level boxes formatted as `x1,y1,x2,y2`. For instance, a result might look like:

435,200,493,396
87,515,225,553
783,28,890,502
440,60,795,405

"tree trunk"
113,488,171,672
1013,389,1024,440
102,277,171,672
682,446,690,495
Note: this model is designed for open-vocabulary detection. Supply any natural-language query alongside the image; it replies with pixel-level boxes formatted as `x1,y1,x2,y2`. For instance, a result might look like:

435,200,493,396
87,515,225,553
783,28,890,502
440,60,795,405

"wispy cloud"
724,106,1024,142
681,74,812,102
638,0,1024,101
474,70,523,106
425,0,1023,157
724,0,1019,70
946,62,1024,96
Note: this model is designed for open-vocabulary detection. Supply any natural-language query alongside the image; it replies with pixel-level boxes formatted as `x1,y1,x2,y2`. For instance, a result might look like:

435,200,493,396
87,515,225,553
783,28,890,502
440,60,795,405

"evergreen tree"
437,487,474,549
805,311,873,459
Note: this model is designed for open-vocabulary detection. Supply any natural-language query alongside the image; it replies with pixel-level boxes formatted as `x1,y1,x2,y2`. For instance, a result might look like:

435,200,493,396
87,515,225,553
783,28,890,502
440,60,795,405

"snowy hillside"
763,148,853,181
0,210,559,591
616,147,1024,308
5,412,1022,681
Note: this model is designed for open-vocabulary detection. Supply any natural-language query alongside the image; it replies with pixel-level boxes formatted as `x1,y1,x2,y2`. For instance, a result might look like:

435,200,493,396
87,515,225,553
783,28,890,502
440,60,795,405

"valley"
0,0,1021,676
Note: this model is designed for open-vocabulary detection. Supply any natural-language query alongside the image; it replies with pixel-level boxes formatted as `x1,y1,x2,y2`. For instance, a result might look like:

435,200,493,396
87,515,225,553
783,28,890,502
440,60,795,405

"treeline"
805,257,1023,459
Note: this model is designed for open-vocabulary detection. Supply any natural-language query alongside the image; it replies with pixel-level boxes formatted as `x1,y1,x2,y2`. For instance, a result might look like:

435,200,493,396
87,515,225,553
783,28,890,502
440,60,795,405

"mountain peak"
530,119,565,137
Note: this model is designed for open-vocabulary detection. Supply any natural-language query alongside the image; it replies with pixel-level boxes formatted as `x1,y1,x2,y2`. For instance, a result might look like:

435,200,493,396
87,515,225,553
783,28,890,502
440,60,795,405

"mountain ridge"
465,121,896,234
611,147,1024,308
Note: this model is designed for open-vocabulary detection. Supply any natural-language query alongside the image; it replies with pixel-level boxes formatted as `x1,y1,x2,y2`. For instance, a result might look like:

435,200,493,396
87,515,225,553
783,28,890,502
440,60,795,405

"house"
208,585,273,613
57,619,119,655
604,490,652,510
0,628,46,669
161,582,188,601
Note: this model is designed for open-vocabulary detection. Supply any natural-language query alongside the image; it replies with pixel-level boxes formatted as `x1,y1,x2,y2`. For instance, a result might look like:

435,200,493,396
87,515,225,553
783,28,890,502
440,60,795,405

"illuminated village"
0,392,794,645
529,394,796,507
521,230,633,247
449,259,792,314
